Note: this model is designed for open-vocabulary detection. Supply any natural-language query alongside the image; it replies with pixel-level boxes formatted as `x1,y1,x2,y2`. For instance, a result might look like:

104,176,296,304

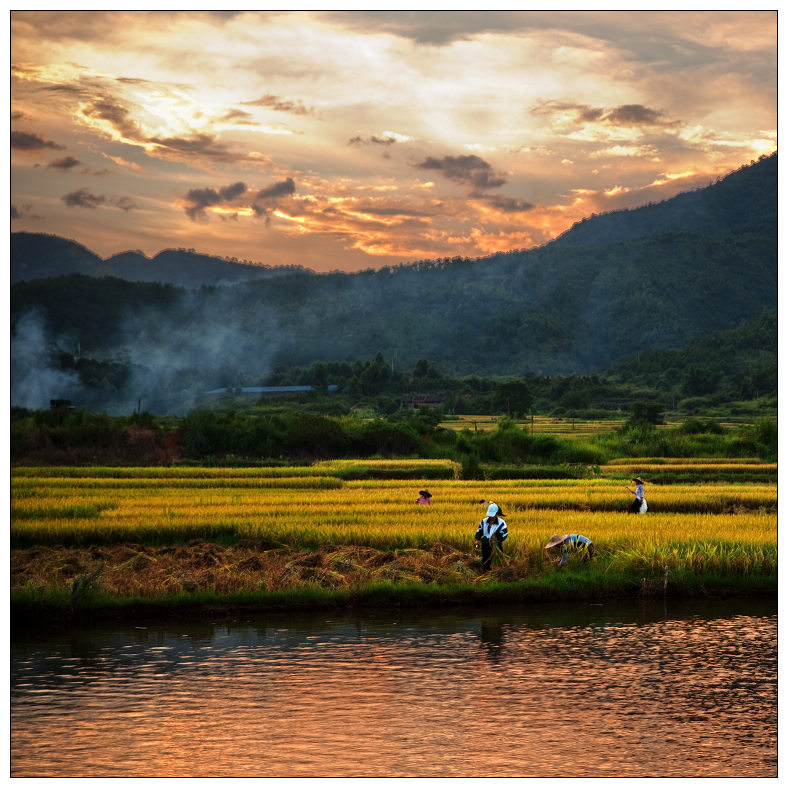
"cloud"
79,96,253,164
103,153,144,172
252,177,296,217
11,130,65,151
318,10,545,46
81,97,143,140
184,187,235,220
183,181,248,220
220,182,248,201
62,188,106,209
182,179,295,221
11,202,40,221
414,154,507,191
149,133,239,162
350,203,433,218
242,93,316,116
481,195,535,213
61,188,137,211
111,195,137,212
220,108,256,124
534,100,677,129
349,135,398,146
605,104,676,127
47,155,82,170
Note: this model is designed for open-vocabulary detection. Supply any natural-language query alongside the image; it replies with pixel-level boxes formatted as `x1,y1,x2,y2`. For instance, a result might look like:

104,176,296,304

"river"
11,597,776,778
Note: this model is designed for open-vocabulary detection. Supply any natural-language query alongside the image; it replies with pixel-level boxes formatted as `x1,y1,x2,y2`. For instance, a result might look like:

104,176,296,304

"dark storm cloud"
62,188,106,209
348,135,398,146
183,181,248,220
482,195,535,213
11,130,65,151
242,93,315,116
47,155,82,170
414,154,507,190
252,178,296,217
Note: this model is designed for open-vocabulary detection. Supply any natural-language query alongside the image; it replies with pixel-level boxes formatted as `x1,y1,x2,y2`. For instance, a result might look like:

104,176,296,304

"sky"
9,9,777,273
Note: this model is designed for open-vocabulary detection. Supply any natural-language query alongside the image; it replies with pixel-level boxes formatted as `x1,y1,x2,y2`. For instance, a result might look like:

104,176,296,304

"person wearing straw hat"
416,489,432,505
545,533,594,567
474,502,508,572
627,477,647,513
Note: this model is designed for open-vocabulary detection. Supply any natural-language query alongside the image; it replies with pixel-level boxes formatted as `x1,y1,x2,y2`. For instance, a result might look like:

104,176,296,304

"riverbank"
11,540,777,630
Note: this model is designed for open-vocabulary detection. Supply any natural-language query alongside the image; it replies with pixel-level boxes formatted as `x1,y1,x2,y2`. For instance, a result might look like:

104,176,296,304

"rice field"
441,415,632,436
11,460,777,608
439,415,701,437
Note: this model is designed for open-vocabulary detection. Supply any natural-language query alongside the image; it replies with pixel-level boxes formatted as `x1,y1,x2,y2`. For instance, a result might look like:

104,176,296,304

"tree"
492,380,533,418
358,353,391,395
681,365,721,397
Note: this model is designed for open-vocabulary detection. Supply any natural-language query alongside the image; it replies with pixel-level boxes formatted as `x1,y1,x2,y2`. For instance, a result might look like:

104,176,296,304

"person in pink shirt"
416,489,432,504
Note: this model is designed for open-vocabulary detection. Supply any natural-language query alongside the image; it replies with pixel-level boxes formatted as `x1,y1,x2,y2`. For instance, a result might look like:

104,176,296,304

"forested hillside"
10,154,776,414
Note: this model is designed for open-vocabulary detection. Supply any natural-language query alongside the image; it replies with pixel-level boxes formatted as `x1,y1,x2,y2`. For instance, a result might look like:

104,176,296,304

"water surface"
11,598,777,777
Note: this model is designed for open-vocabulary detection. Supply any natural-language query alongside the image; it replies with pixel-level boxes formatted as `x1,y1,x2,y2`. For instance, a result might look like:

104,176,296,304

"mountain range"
10,153,777,412
11,233,308,288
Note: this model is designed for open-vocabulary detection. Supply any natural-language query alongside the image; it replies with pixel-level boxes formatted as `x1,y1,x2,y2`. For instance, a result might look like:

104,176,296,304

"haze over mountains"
10,154,776,413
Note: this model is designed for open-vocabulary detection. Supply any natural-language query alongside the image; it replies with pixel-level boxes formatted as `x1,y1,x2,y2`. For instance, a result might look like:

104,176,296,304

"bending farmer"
545,533,594,567
474,503,508,572
627,477,647,513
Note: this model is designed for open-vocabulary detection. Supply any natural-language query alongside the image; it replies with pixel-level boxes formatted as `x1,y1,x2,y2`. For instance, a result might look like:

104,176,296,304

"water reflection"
11,598,777,777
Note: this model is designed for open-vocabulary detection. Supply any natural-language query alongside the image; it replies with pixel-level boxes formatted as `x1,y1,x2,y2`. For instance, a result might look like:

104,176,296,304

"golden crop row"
13,477,775,515
602,463,776,474
11,458,461,479
604,457,774,466
11,475,776,557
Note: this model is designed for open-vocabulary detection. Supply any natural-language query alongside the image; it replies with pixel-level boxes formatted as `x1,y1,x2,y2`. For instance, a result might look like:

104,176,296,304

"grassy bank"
11,552,777,629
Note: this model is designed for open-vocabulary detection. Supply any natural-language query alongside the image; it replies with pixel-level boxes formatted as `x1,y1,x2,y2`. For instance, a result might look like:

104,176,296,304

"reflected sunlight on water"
11,599,777,777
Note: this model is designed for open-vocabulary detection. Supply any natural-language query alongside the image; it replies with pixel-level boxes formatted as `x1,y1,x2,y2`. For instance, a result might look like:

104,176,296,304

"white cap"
486,503,499,517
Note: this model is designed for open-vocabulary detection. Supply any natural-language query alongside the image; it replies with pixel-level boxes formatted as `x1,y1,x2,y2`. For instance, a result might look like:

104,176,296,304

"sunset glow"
10,10,776,272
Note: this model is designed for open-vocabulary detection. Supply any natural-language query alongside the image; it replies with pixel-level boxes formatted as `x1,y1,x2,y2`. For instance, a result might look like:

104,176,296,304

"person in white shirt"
474,503,508,572
627,477,647,513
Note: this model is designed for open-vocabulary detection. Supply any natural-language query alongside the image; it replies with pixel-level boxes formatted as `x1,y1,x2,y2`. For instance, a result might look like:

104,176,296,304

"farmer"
474,503,508,572
417,489,432,505
627,477,647,513
545,533,594,567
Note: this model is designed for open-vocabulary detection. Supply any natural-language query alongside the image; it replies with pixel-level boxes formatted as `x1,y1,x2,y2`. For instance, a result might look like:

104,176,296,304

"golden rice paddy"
11,459,777,606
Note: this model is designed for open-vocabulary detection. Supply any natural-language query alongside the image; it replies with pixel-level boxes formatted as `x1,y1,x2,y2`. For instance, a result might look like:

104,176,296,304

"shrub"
345,419,421,457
